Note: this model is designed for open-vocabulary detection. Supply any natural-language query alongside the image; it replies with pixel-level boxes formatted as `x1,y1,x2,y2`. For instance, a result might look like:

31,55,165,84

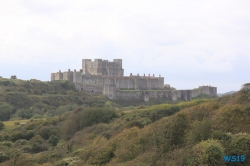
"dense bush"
0,152,10,163
9,131,24,142
186,118,212,145
61,107,118,140
60,81,75,90
0,103,14,121
227,134,250,165
89,144,115,165
81,107,118,128
148,105,180,122
49,135,59,146
14,108,34,119
190,140,224,166
170,114,189,146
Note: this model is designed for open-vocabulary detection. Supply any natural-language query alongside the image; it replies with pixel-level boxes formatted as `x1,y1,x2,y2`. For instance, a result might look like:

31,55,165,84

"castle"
51,59,217,101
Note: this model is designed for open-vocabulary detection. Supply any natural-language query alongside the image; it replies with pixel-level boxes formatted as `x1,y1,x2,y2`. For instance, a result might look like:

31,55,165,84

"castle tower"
82,59,91,74
81,59,124,77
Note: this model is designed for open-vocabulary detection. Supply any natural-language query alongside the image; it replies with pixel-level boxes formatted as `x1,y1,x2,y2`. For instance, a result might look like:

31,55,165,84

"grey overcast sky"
0,0,249,93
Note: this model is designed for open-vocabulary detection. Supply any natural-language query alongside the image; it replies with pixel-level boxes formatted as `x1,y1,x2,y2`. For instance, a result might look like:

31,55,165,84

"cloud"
0,0,249,92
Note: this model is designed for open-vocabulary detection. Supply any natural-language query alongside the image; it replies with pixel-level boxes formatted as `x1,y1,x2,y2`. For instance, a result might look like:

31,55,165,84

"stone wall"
114,90,143,101
51,70,63,81
103,83,116,99
73,70,82,83
198,86,217,96
111,87,216,102
82,84,103,94
63,69,73,82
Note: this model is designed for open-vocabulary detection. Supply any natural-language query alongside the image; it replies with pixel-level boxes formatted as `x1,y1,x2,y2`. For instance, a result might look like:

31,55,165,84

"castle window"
91,90,94,92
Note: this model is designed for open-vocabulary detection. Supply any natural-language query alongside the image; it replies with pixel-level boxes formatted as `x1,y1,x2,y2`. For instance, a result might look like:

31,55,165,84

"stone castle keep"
51,59,217,101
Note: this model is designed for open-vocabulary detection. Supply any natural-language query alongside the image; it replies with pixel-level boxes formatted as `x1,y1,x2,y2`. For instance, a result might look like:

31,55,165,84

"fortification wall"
74,82,82,91
128,78,135,89
51,73,55,81
82,75,105,85
198,86,217,96
103,83,116,99
191,89,200,97
114,90,143,101
137,78,147,89
114,59,122,68
114,90,176,101
82,59,91,74
117,78,129,89
51,71,63,81
73,70,82,83
115,77,135,89
180,90,192,101
158,77,164,89
82,84,103,94
63,70,73,81
149,78,159,89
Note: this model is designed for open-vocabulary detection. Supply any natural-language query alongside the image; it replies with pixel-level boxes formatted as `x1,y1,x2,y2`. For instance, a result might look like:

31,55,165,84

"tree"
186,118,212,145
0,103,14,121
170,114,189,146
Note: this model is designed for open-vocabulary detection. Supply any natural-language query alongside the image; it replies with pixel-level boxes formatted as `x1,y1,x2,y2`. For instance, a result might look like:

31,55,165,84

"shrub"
191,140,224,166
0,152,9,163
30,143,48,153
49,135,59,146
0,121,4,130
60,81,75,90
124,120,144,129
15,108,34,119
24,130,34,140
61,107,118,140
10,131,24,142
227,134,250,165
0,141,12,147
2,80,10,86
89,144,115,165
28,135,48,153
81,107,118,128
36,152,62,164
186,119,212,145
14,139,28,146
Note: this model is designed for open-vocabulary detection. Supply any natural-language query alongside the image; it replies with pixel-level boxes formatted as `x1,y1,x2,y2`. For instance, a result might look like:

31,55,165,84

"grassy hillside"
0,78,109,120
0,78,214,121
1,78,249,165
